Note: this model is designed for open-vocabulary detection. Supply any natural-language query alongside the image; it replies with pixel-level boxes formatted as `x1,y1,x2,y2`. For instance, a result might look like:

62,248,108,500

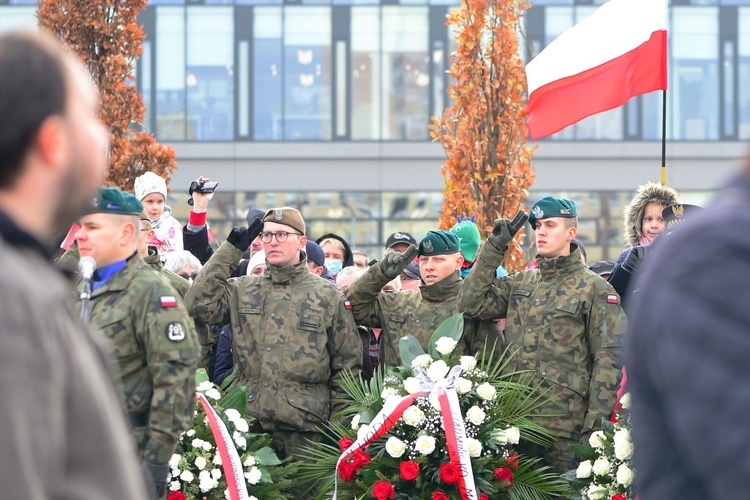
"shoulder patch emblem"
166,322,186,342
607,294,619,304
344,300,352,310
161,296,178,308
531,205,544,219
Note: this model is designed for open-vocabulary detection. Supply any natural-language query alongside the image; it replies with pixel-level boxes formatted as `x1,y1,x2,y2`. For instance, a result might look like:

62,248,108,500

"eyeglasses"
178,272,199,282
260,231,302,243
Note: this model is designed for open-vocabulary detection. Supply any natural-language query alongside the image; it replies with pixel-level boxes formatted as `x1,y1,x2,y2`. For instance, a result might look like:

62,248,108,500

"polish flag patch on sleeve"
344,301,352,310
607,294,619,304
161,296,178,308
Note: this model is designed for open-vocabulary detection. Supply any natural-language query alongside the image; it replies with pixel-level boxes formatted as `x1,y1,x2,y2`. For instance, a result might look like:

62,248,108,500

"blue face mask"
325,258,343,276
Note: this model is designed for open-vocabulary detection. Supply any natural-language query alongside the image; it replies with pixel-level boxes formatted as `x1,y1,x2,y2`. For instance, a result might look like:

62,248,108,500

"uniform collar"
536,246,584,278
91,252,144,295
144,246,162,269
264,253,310,284
420,271,462,302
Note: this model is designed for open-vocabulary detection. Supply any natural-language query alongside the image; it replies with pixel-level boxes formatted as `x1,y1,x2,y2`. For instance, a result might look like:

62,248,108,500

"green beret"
529,196,577,230
418,230,460,256
87,187,143,216
450,219,481,262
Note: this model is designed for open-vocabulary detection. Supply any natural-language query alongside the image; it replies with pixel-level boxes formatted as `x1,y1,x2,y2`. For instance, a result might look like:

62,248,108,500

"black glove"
142,459,169,499
226,219,263,252
621,245,651,275
380,244,418,279
489,210,528,249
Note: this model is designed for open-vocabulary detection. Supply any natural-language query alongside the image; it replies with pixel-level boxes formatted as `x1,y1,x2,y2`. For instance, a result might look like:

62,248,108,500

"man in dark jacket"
626,165,750,499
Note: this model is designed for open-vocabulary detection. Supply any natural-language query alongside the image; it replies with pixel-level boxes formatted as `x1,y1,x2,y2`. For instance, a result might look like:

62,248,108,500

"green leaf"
254,446,282,466
428,313,464,359
399,334,426,367
219,386,247,414
195,368,209,385
569,444,598,461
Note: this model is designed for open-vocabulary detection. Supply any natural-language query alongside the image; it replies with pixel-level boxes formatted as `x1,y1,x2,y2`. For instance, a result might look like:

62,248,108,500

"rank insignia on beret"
423,240,434,253
274,209,283,220
344,300,352,310
161,296,178,308
607,295,619,304
166,322,186,342
531,205,544,219
560,208,571,215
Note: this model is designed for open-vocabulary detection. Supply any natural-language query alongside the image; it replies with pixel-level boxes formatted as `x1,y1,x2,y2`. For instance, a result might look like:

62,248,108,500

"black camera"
188,181,219,206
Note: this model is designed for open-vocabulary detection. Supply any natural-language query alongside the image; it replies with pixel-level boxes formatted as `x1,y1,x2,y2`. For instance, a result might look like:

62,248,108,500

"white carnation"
459,356,477,371
234,431,247,449
199,470,212,482
614,440,634,461
403,377,422,394
203,442,212,452
185,429,196,438
191,438,205,449
245,466,262,485
196,381,214,392
466,406,486,425
454,377,473,395
402,405,426,426
211,468,222,480
195,456,207,470
169,454,181,469
476,382,496,401
617,463,634,487
620,392,631,410
244,455,256,467
466,438,482,457
411,354,433,369
199,476,217,493
234,418,249,433
589,430,607,449
213,454,222,466
414,435,436,455
576,460,592,479
435,336,458,355
586,484,607,500
179,470,194,483
350,414,361,430
427,360,450,381
224,408,241,423
385,436,406,458
592,457,610,476
381,387,399,400
170,481,181,492
205,388,221,400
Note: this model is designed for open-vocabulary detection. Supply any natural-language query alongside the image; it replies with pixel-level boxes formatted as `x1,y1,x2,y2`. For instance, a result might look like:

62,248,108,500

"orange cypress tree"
430,0,535,272
38,0,176,191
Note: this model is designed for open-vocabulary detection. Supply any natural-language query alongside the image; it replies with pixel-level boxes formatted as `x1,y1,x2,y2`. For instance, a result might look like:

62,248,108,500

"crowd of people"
2,30,749,500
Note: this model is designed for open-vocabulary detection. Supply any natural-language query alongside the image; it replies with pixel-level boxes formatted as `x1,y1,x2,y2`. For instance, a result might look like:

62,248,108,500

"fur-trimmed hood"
623,182,679,247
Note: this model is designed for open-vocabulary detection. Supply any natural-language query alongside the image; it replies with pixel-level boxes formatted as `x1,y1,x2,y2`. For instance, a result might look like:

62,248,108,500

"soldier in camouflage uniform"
345,230,503,367
457,197,626,473
185,207,362,469
73,188,201,498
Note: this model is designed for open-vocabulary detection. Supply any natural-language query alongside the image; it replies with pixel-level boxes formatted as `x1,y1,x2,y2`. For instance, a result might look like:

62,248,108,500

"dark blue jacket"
212,325,233,386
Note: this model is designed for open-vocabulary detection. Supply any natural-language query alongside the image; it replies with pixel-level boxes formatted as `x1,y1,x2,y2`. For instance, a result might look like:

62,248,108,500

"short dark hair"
0,32,70,189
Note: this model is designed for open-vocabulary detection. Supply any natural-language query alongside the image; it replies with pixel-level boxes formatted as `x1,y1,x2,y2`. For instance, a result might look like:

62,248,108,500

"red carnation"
506,453,520,469
494,467,514,489
372,481,396,500
439,463,460,484
432,492,450,500
338,461,357,482
399,460,420,481
353,450,372,469
339,436,354,452
612,495,627,500
479,494,490,500
167,493,186,500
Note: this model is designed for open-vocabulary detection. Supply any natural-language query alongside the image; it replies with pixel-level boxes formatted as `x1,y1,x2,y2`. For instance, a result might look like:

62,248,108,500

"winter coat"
622,181,679,248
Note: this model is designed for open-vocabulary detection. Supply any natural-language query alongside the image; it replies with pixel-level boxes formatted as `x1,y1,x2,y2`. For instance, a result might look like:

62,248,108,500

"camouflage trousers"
517,435,579,475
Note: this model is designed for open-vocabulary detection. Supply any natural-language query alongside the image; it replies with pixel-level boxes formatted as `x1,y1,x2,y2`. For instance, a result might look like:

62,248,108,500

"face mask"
325,259,343,276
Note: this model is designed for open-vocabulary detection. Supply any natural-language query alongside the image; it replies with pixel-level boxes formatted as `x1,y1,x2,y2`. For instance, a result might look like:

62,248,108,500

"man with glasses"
186,207,362,482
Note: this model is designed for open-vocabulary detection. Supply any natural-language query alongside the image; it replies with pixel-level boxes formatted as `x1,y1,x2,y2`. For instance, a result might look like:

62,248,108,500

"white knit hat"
247,250,266,276
134,171,168,201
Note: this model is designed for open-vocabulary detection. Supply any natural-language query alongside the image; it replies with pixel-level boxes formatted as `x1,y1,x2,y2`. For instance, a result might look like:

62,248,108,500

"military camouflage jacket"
345,265,503,367
73,254,200,462
185,242,363,433
457,241,626,439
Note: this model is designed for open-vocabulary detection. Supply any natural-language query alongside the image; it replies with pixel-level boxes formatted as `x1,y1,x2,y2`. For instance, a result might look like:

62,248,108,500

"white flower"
357,424,371,441
459,356,477,371
234,434,247,450
202,441,212,452
191,438,205,449
211,468,222,481
199,476,217,493
466,406,486,425
620,392,631,410
245,466,262,485
244,455,256,467
213,454,223,466
411,354,433,369
199,470,212,482
414,435,436,455
592,457,610,476
250,497,258,500
171,469,180,478
179,470,194,483
589,430,607,449
617,463,634,487
613,428,631,446
490,429,508,445
402,405,426,426
169,454,181,469
504,427,520,445
224,489,230,500
186,429,196,437
205,388,221,400
435,336,458,355
195,456,207,470
466,438,482,457
169,481,181,492
234,418,249,433
381,387,399,400
455,377,472,395
586,484,607,500
224,408,241,423
576,460,592,479
614,440,634,461
196,381,214,392
476,382,496,401
350,414,361,430
427,360,450,381
403,377,422,394
385,436,406,458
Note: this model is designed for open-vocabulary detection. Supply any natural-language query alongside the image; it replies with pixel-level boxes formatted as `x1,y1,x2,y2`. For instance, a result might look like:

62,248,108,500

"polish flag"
525,0,668,140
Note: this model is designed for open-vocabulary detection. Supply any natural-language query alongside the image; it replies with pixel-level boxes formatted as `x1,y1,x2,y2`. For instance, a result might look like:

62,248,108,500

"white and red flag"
525,0,668,140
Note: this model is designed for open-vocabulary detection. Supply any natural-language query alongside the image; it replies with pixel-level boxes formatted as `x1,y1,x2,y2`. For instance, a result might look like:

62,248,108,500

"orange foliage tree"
430,0,535,272
38,0,176,191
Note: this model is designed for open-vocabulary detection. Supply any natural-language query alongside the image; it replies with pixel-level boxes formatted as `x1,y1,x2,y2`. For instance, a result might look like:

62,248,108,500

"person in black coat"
625,165,750,499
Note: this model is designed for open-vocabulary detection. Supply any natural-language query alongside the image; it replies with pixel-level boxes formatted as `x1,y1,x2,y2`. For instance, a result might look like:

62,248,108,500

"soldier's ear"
299,234,308,250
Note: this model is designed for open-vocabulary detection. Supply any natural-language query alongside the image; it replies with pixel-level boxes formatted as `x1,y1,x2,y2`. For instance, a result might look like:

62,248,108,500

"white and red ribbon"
196,393,250,500
335,366,477,500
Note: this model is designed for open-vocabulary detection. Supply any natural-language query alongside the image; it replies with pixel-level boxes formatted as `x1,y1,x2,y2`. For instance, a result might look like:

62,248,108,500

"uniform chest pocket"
298,309,323,332
554,298,580,315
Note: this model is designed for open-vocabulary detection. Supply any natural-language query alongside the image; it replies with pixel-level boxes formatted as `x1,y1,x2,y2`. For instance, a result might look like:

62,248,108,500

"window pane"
186,7,234,140
382,7,430,140
739,8,750,138
351,7,381,139
156,7,186,140
284,7,332,140
253,7,283,140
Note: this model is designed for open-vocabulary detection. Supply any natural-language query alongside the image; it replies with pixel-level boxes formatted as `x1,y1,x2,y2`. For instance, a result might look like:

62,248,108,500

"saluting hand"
380,244,418,279
489,210,529,249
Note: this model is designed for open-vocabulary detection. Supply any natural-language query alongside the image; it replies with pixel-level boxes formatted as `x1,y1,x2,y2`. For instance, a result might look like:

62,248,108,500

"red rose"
506,453,520,469
432,492,450,500
479,494,490,500
494,467,514,489
167,493,186,500
353,450,372,469
399,461,420,481
339,436,354,452
339,461,357,482
372,481,396,500
612,495,627,500
439,463,460,484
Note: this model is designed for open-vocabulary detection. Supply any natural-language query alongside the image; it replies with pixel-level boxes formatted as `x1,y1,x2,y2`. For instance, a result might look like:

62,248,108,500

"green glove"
380,244,418,279
488,210,528,250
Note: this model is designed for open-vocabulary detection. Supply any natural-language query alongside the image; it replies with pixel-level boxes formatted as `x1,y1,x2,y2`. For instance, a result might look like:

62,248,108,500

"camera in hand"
188,180,219,206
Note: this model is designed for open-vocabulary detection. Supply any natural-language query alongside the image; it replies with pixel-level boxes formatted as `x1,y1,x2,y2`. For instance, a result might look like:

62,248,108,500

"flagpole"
661,89,667,185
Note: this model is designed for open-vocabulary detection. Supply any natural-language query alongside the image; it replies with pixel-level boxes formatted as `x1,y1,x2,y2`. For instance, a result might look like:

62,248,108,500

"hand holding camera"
188,176,219,212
